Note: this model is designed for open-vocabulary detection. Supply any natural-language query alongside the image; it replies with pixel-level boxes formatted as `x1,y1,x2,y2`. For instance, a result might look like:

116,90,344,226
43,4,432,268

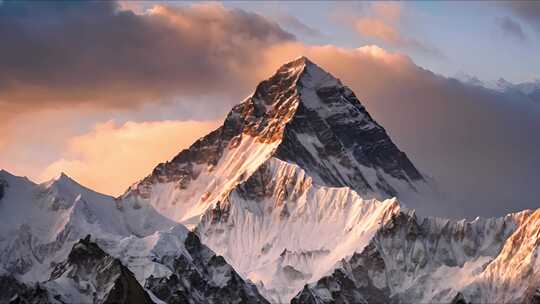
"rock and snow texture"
291,209,540,304
122,56,428,229
0,170,268,303
119,56,432,302
196,158,400,302
145,231,269,304
0,169,174,283
46,235,153,304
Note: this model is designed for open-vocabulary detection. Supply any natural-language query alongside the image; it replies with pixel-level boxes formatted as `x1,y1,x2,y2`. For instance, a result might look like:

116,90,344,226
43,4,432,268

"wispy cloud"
333,2,443,58
501,1,540,31
495,16,527,42
271,12,325,38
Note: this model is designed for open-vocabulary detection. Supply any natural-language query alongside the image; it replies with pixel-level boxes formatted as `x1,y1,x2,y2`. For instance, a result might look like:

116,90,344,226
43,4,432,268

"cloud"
40,120,219,196
333,2,443,58
502,1,540,31
271,12,324,38
0,1,294,119
371,2,401,22
495,16,527,41
354,17,401,43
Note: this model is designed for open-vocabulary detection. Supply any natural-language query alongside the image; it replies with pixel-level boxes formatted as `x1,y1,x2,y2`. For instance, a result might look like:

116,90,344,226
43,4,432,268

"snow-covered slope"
122,56,428,229
196,157,399,302
0,170,269,303
0,169,173,282
291,209,536,304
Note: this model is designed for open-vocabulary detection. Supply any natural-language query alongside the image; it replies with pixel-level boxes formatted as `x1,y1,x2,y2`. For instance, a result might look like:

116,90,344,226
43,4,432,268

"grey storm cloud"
495,16,527,41
0,1,295,115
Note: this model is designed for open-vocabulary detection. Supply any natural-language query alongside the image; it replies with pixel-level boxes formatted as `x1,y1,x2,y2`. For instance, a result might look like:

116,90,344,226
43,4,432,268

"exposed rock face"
0,179,6,200
274,58,423,196
146,232,269,304
47,235,154,304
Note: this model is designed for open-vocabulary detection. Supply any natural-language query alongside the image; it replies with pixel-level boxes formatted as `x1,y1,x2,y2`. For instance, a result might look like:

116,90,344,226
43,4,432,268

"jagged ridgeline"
1,58,539,304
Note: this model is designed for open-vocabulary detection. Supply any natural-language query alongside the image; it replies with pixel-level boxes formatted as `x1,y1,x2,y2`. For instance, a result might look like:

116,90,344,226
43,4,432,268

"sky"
0,1,539,218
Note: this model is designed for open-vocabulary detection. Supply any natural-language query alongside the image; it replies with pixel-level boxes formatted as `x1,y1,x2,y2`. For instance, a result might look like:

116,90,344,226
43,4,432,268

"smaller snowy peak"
41,172,88,193
38,172,114,212
454,73,540,101
0,169,35,188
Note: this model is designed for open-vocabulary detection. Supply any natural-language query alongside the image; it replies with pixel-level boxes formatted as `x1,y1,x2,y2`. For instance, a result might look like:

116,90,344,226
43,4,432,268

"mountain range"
1,57,539,304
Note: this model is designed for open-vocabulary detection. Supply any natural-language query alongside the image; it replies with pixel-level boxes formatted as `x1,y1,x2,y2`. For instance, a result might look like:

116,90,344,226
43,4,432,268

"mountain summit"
119,57,430,302
123,56,426,224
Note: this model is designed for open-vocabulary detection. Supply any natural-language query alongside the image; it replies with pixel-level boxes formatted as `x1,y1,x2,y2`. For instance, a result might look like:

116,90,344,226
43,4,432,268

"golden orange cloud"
354,18,400,44
40,120,220,196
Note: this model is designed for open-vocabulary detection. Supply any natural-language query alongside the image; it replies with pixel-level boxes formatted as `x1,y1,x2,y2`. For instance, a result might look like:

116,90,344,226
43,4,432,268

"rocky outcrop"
291,243,391,304
47,235,154,304
146,232,269,304
0,179,6,200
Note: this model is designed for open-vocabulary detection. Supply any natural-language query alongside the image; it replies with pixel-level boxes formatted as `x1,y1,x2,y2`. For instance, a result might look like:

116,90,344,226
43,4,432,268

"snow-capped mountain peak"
123,57,427,226
116,57,433,302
